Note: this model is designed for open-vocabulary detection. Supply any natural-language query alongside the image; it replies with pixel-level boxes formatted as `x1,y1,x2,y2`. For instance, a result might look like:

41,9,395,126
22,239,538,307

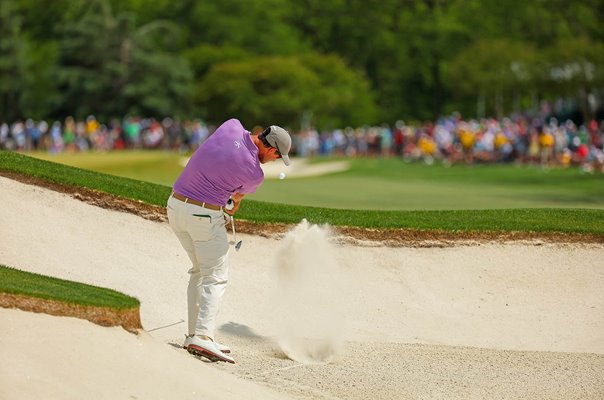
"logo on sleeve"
234,140,241,149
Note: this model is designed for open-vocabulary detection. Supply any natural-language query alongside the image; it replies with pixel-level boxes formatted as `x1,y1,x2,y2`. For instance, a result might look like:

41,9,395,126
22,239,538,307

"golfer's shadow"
219,321,290,360
218,321,264,339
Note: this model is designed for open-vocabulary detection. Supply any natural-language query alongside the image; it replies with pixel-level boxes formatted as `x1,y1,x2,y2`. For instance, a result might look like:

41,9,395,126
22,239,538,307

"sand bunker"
1,176,603,400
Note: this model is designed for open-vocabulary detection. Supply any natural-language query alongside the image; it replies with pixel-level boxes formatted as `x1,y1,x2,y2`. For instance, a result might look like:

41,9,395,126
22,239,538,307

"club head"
235,241,242,251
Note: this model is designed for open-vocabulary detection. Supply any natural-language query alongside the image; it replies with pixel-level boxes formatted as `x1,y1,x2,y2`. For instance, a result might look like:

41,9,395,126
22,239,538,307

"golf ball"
279,172,286,180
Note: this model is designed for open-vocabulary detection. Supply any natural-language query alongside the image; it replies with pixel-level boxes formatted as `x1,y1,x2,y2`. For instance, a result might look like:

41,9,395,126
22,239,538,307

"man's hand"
225,193,245,216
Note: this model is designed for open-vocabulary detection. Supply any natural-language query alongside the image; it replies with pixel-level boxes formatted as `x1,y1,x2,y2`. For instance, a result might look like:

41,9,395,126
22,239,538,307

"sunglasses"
259,133,282,158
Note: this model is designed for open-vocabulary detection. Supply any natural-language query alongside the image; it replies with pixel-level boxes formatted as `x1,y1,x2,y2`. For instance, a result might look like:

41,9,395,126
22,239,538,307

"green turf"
0,265,139,309
256,158,604,210
2,150,603,235
2,150,171,205
28,150,184,186
24,151,604,210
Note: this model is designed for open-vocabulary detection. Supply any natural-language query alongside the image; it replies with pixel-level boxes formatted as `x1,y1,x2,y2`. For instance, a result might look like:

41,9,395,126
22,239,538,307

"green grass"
28,150,184,186
2,150,604,235
0,265,139,309
3,150,170,205
25,151,604,210
256,158,604,210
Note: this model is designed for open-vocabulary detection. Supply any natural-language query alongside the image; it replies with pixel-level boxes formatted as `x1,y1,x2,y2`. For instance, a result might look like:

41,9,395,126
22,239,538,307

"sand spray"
270,219,346,363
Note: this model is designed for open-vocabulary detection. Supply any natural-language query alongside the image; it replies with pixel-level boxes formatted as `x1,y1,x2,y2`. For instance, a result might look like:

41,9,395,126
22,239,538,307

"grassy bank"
26,150,604,210
0,265,139,309
2,150,604,235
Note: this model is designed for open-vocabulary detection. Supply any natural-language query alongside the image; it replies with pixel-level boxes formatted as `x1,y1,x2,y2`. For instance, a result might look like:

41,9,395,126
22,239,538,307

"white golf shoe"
184,335,231,353
183,335,234,364
215,341,231,354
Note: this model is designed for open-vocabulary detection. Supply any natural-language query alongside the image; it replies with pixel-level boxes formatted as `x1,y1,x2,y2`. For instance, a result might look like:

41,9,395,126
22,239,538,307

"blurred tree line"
1,0,603,129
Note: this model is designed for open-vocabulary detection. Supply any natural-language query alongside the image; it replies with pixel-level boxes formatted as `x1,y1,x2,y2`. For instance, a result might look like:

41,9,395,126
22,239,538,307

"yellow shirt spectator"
86,119,100,135
418,136,436,155
494,133,507,149
459,130,475,149
539,132,554,148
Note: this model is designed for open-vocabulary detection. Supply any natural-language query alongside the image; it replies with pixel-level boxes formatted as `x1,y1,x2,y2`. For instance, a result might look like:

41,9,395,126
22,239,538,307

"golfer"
167,118,291,363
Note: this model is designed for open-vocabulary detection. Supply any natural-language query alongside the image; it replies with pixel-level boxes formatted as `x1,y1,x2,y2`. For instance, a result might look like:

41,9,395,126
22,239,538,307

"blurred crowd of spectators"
0,116,210,154
295,114,604,173
2,113,603,172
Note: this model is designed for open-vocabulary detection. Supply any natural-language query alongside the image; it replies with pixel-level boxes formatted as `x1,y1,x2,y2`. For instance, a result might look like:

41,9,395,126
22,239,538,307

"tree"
8,0,604,123
289,0,474,121
120,18,194,117
0,1,31,121
446,39,536,118
0,0,61,121
183,44,252,79
55,0,193,119
197,53,377,130
539,37,604,121
298,53,378,128
289,0,409,121
186,0,307,54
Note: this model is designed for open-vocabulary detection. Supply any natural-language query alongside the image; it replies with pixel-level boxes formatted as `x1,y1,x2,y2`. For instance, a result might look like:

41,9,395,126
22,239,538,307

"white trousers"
167,195,230,338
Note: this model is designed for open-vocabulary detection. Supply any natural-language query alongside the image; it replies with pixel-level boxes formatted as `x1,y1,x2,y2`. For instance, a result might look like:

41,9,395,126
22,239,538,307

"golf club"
225,198,242,251
231,216,242,251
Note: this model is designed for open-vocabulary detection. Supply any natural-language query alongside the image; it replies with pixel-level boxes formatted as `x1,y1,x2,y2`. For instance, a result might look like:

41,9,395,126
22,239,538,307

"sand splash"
271,220,346,363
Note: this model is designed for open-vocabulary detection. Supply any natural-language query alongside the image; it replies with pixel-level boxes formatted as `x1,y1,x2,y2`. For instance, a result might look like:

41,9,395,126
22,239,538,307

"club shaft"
232,217,237,243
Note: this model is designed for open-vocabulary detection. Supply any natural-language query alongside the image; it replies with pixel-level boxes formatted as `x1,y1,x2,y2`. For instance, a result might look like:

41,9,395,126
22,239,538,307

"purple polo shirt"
173,119,264,205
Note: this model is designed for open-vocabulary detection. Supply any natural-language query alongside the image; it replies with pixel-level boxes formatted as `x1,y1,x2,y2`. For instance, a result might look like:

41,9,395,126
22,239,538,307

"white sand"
1,176,603,400
0,308,294,400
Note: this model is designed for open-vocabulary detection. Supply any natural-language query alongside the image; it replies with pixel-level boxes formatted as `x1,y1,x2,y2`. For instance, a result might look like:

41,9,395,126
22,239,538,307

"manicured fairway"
26,151,604,210
258,158,604,210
